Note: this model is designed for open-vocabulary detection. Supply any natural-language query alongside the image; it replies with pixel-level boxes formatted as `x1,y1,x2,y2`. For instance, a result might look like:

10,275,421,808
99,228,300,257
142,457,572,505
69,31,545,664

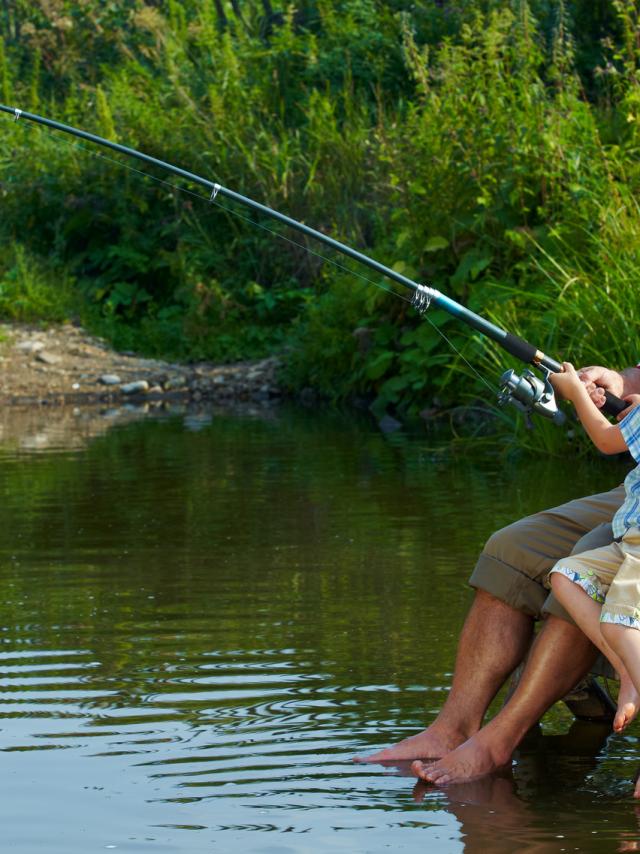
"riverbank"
0,323,282,407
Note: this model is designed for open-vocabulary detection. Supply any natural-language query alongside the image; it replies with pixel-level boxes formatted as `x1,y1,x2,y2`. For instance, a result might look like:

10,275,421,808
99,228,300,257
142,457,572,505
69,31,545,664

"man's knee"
482,522,526,566
470,494,622,621
469,520,549,618
542,612,588,638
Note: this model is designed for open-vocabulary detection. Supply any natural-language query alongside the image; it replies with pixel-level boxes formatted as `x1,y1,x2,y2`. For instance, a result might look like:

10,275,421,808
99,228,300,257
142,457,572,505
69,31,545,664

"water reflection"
407,723,630,852
0,400,278,454
0,404,638,852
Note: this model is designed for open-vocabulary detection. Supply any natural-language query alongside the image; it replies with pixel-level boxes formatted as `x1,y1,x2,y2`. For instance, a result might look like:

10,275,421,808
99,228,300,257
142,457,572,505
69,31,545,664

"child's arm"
550,362,631,455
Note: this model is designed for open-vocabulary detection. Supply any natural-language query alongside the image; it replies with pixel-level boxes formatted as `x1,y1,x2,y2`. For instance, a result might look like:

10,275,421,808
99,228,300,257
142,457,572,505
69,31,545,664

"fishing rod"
0,103,626,424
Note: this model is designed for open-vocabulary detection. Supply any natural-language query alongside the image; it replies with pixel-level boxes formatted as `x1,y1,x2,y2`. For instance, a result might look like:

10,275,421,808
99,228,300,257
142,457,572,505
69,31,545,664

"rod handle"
603,390,628,418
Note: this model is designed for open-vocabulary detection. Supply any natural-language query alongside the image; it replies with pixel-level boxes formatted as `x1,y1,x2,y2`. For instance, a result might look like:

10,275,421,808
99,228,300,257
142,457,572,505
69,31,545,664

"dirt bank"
0,322,282,406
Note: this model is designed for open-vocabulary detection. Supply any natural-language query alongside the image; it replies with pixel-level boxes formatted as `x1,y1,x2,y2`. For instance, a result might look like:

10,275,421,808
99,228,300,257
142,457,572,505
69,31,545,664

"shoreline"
0,322,283,407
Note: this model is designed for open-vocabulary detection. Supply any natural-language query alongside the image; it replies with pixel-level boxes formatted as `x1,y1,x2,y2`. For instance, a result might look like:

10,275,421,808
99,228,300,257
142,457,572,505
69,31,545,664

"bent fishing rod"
0,103,626,424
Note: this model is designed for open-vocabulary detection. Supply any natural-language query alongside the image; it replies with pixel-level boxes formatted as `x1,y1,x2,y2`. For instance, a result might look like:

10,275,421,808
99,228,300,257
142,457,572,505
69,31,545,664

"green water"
0,404,639,852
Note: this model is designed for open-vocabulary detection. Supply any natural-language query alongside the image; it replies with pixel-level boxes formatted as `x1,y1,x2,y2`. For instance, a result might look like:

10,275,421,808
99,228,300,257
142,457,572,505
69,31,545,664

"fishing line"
213,196,498,394
6,117,497,395
12,118,409,302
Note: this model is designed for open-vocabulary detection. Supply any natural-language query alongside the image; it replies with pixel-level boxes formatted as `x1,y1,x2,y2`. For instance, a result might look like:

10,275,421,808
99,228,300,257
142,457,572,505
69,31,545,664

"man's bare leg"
412,614,598,784
360,590,534,762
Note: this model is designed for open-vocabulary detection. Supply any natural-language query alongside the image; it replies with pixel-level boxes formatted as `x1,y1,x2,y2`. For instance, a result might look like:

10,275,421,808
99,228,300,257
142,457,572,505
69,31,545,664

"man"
364,364,640,784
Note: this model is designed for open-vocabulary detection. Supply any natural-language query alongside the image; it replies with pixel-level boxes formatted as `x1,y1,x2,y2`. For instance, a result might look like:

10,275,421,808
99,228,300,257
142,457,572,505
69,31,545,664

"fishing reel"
498,367,566,427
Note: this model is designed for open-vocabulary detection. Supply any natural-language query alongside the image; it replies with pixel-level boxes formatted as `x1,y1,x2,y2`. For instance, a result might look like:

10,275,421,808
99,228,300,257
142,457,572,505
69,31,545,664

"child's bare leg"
600,622,640,798
551,574,640,732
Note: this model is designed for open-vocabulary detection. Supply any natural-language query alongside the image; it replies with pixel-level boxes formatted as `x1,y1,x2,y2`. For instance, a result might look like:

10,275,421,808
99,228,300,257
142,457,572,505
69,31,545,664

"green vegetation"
1,1,640,441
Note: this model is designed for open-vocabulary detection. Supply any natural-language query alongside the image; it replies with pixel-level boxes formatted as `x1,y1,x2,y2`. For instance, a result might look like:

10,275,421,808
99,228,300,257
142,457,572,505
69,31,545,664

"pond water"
0,403,639,853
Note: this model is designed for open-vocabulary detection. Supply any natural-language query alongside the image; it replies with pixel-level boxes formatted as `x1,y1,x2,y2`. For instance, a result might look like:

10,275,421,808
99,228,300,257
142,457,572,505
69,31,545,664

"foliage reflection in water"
0,404,639,853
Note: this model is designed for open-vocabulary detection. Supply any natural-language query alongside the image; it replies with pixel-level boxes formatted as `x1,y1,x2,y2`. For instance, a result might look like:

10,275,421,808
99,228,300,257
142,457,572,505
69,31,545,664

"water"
0,403,639,852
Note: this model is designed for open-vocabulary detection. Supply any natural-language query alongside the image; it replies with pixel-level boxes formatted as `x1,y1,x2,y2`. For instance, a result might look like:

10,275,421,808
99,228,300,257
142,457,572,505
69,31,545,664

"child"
549,362,640,797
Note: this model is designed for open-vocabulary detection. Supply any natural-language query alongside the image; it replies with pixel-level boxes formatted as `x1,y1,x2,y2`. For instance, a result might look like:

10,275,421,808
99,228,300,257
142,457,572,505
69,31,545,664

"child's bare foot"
614,674,640,733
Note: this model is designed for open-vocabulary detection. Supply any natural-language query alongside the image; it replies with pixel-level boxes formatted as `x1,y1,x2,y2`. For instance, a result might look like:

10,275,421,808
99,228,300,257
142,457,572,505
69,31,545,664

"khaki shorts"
548,528,640,629
469,485,626,622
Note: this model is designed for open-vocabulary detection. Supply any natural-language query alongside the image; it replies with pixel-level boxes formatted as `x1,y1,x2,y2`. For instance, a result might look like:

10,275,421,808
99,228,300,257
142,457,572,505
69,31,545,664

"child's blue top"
612,405,640,537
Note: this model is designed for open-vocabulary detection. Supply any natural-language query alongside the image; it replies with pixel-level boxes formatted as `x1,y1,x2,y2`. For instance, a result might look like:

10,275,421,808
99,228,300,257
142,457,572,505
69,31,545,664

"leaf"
425,236,449,252
450,247,493,287
379,374,411,395
392,260,417,278
395,230,412,249
365,350,395,380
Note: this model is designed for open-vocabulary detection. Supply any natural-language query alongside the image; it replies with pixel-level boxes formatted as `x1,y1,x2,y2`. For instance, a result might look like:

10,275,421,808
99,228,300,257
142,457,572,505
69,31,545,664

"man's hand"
577,366,640,408
616,393,640,422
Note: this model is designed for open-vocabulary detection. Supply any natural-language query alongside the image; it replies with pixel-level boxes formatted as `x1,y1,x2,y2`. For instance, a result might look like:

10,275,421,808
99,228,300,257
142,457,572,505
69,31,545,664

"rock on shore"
0,323,283,406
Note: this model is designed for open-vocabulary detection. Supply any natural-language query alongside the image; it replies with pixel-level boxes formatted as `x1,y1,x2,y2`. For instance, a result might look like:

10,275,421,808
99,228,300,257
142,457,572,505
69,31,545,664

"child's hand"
549,362,585,402
616,394,640,422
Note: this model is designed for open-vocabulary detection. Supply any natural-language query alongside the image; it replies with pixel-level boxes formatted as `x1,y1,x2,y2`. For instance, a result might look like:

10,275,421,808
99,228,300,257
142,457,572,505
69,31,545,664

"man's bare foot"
614,675,640,734
355,722,468,763
411,732,511,785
